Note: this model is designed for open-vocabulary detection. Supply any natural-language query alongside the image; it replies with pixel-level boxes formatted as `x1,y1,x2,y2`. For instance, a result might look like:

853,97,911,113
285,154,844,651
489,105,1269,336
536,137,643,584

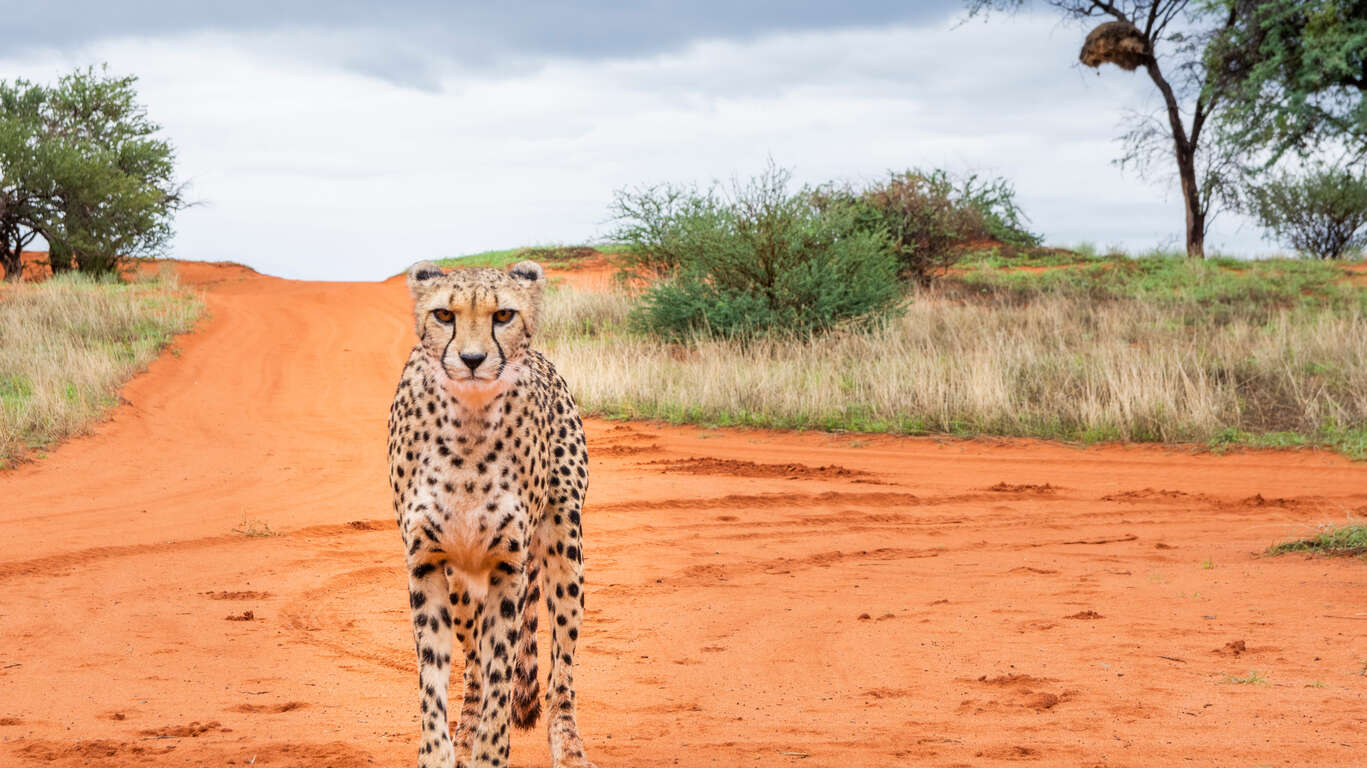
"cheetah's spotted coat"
388,260,594,768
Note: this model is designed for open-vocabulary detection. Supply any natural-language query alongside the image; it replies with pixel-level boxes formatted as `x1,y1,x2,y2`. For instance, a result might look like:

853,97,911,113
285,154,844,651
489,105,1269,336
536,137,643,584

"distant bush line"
607,163,1041,339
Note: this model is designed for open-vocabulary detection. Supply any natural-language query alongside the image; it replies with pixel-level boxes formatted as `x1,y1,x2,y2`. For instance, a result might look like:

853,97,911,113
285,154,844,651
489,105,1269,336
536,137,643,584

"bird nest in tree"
1080,21,1149,71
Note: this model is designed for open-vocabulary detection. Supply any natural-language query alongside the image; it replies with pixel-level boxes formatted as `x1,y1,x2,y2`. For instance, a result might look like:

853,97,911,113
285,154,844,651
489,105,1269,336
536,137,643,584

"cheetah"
387,259,595,768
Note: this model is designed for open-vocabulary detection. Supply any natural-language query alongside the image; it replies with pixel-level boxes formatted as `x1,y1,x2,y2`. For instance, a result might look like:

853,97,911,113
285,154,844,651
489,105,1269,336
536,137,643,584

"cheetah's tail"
510,574,541,730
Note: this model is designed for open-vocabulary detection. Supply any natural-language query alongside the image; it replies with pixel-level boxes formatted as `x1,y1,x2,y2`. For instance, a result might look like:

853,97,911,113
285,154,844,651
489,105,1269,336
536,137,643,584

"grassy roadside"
537,253,1367,459
0,270,203,466
1267,524,1367,557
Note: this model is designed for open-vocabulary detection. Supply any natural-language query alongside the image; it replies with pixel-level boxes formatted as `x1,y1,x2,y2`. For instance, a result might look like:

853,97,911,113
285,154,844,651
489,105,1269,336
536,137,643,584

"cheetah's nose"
459,352,487,372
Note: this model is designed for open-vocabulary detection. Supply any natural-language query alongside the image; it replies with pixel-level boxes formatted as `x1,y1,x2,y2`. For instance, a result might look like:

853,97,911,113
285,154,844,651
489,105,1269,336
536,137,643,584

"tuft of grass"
1266,523,1367,557
0,272,202,466
1221,670,1269,685
232,519,281,538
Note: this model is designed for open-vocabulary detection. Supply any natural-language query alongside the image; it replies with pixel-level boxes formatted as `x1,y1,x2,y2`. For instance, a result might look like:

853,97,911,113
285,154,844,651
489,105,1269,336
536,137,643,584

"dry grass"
540,281,1367,455
0,270,202,465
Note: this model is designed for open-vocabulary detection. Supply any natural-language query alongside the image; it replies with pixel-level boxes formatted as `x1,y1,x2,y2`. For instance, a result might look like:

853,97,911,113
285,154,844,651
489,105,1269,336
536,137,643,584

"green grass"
959,243,1110,268
1209,425,1367,460
432,244,606,271
1221,670,1270,686
0,271,203,467
951,254,1365,318
1266,524,1367,557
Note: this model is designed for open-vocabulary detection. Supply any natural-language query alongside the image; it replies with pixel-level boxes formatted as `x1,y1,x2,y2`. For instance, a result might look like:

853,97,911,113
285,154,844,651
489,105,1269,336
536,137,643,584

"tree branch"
1143,57,1191,152
1079,0,1128,22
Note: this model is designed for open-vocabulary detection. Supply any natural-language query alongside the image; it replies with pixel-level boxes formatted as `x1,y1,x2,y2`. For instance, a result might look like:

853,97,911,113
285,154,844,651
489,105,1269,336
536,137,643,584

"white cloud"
1,14,1274,280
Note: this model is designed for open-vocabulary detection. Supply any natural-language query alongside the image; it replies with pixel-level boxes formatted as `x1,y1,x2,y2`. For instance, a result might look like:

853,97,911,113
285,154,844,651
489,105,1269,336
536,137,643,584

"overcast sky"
2,1,1275,280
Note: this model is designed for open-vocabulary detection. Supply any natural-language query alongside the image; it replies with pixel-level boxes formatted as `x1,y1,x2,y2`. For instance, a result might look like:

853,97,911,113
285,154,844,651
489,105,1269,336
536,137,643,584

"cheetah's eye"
492,308,516,325
431,308,454,324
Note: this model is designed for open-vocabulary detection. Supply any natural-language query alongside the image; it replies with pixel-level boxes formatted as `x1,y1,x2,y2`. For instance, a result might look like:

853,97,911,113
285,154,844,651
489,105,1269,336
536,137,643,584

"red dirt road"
1,262,1365,767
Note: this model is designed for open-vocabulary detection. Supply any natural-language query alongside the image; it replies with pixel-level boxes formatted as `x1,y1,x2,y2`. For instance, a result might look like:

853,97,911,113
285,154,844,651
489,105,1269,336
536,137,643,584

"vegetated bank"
0,268,202,465
539,250,1367,458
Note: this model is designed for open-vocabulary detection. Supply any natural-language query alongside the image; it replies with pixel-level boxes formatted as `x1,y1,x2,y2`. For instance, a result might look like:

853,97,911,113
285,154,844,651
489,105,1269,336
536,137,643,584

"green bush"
611,165,904,339
1247,163,1367,260
817,169,1039,287
607,183,728,281
953,172,1041,248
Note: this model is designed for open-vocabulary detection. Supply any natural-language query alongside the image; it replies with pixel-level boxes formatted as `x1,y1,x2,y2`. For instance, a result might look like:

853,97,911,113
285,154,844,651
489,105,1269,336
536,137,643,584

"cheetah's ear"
407,261,444,299
507,260,545,284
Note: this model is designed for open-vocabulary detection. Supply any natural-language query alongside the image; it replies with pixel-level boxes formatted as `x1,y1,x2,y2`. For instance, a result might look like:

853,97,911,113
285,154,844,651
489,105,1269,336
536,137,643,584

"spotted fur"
388,260,595,768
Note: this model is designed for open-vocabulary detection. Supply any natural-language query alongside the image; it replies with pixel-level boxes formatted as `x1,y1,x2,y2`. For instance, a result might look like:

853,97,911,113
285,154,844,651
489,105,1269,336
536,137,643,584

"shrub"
611,165,903,339
607,184,728,281
816,169,1039,287
1247,163,1367,260
953,172,1042,248
820,170,980,287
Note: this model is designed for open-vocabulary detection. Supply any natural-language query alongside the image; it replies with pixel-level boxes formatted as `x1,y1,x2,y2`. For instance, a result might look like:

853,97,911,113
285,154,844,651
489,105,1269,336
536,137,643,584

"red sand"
1,261,1365,766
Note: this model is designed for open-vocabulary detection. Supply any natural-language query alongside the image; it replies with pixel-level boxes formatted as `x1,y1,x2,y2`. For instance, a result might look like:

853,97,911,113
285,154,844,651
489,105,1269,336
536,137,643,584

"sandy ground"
1,261,1365,767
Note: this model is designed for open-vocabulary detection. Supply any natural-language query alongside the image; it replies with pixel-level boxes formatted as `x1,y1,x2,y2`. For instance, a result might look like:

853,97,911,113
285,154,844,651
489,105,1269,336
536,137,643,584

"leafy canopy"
0,66,184,280
1205,0,1367,166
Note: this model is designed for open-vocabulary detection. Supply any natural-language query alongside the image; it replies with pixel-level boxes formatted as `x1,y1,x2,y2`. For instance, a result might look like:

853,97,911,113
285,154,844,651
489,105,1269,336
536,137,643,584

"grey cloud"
9,2,966,90
342,48,446,93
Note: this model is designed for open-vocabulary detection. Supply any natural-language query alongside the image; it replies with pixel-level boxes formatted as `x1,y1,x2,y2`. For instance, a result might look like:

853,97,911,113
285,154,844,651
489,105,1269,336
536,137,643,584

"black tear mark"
440,321,456,372
510,268,539,281
414,269,440,281
491,317,507,377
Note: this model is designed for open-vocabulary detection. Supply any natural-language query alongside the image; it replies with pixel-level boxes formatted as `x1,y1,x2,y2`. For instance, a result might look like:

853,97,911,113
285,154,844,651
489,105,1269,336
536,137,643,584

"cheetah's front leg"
468,557,526,768
409,558,456,768
448,586,482,768
544,542,596,768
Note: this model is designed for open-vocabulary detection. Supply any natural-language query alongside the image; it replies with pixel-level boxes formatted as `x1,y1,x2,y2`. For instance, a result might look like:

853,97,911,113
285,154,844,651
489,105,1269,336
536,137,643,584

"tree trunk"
1174,144,1205,259
49,239,74,275
1,254,19,281
0,236,20,281
1144,57,1206,259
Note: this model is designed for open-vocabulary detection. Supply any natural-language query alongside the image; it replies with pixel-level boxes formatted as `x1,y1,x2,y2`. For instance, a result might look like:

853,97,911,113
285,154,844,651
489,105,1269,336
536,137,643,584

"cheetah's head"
405,259,546,395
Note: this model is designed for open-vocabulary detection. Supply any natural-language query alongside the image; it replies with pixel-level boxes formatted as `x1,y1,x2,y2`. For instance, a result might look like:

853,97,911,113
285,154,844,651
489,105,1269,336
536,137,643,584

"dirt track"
1,262,1365,767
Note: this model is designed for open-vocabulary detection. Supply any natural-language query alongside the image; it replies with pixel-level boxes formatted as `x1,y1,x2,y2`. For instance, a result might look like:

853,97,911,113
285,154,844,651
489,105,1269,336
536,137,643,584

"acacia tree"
0,66,184,281
968,1,1239,259
0,81,57,281
1205,0,1367,167
1247,163,1367,259
44,67,186,275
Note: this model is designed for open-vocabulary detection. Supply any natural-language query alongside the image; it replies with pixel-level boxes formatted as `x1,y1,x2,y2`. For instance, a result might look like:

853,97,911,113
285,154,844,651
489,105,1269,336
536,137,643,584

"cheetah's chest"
410,406,545,582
